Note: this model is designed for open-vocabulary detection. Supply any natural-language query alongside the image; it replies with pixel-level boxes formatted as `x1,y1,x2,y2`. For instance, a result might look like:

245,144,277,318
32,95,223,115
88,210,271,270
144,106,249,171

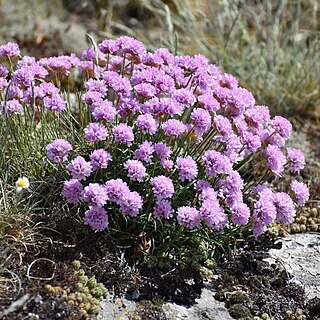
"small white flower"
16,176,30,193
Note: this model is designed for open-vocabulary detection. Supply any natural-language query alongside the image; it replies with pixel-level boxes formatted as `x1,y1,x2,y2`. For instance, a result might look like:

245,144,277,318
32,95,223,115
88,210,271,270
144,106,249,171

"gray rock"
162,287,233,320
98,294,136,320
98,286,232,320
266,233,320,299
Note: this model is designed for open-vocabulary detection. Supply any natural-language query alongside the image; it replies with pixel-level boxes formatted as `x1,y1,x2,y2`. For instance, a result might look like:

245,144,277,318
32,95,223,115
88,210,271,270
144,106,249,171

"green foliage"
0,92,88,178
106,212,244,267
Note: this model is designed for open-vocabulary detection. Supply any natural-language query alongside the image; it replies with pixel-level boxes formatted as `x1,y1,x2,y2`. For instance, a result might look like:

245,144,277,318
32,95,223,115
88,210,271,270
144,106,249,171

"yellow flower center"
16,177,29,189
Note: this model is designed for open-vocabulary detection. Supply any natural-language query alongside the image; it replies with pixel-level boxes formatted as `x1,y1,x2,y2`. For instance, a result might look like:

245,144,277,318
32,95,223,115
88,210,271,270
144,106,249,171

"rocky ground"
267,234,320,300
96,234,320,320
1,231,319,319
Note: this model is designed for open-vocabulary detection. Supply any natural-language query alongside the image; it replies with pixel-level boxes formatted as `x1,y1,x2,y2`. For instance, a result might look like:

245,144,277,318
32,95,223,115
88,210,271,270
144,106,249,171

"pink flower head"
98,39,120,54
252,220,268,237
267,116,292,147
219,73,238,89
0,42,20,59
67,156,92,180
40,82,59,96
231,202,250,225
217,170,244,197
154,48,174,65
43,94,66,112
152,199,172,220
264,145,286,175
195,180,211,192
84,122,108,142
176,156,198,182
0,65,9,77
200,199,227,230
290,180,309,206
242,133,262,153
253,188,276,233
116,36,146,56
286,147,305,172
92,101,117,122
135,83,157,98
62,179,83,204
0,78,8,90
172,88,195,106
213,115,233,136
134,141,154,163
116,97,140,116
39,54,80,76
245,105,270,128
154,143,172,160
85,79,107,94
190,108,211,135
89,149,112,170
84,91,103,106
112,123,134,146
84,207,109,232
252,184,271,196
12,67,35,87
161,159,174,171
5,99,23,115
135,114,158,135
271,116,292,139
120,191,143,217
273,192,296,225
162,119,187,137
46,139,72,163
105,179,130,204
198,93,220,113
124,159,147,182
226,87,255,117
82,183,108,207
202,150,232,177
160,97,184,116
198,186,218,202
151,175,174,200
177,206,201,228
81,47,105,62
106,74,132,97
8,85,23,100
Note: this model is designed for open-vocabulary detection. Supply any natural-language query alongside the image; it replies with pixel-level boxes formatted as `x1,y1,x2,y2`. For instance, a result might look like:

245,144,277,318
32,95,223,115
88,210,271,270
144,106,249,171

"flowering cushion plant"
0,38,310,260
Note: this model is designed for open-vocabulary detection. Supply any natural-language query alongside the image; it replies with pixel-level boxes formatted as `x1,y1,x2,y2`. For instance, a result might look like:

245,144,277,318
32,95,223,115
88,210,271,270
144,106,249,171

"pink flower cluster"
54,36,309,234
0,38,310,235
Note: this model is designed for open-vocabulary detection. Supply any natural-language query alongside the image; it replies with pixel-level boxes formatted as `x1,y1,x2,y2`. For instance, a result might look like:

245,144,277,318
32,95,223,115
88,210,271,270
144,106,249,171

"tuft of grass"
0,178,44,304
